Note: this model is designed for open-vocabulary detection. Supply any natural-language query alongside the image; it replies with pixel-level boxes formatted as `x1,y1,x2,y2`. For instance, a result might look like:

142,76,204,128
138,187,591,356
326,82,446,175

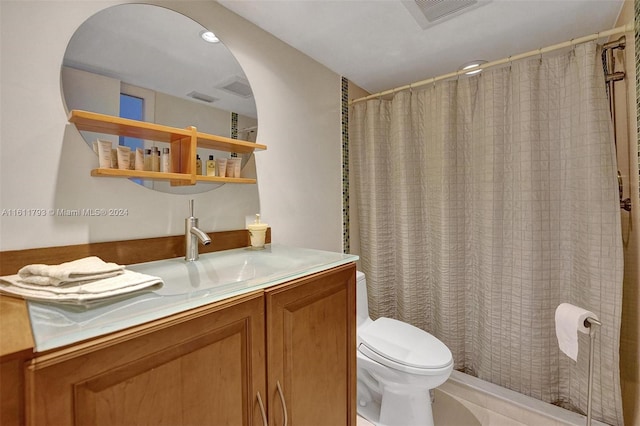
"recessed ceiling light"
460,60,487,75
200,30,219,43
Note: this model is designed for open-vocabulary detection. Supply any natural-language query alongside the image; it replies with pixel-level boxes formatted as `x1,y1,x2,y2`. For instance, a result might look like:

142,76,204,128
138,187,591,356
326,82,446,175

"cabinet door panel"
266,264,356,426
26,293,265,426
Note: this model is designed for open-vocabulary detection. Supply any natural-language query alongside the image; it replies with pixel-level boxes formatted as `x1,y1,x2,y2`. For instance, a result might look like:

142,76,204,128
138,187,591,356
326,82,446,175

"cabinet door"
26,292,266,426
266,264,356,426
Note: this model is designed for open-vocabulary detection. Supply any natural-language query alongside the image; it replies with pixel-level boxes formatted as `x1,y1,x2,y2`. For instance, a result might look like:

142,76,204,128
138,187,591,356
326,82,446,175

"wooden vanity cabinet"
25,292,266,426
266,263,357,426
23,263,356,425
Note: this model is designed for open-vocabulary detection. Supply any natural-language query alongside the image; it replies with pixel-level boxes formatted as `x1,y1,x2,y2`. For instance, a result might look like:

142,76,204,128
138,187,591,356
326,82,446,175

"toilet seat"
358,317,453,375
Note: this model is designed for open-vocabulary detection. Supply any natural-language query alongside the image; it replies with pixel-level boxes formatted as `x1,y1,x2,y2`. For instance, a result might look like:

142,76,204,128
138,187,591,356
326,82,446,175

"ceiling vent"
187,91,218,103
217,76,254,98
402,0,489,29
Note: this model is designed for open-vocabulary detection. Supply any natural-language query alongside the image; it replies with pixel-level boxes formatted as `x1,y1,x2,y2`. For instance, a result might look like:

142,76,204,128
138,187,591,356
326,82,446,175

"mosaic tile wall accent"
341,76,350,254
230,112,238,157
231,112,238,139
636,0,640,183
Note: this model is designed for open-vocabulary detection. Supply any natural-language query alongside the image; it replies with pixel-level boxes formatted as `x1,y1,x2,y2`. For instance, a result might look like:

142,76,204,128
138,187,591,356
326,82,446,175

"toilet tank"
356,271,370,327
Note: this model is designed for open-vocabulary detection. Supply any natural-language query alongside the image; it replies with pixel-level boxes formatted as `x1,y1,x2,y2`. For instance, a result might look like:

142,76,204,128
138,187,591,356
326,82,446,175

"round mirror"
62,4,258,194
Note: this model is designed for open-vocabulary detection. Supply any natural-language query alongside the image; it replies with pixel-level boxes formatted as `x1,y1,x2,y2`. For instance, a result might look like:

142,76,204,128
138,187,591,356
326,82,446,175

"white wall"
0,1,343,253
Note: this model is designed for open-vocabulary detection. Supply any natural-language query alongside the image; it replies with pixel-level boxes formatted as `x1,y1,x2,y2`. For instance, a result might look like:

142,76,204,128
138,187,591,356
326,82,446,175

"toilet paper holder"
584,316,601,426
583,316,601,329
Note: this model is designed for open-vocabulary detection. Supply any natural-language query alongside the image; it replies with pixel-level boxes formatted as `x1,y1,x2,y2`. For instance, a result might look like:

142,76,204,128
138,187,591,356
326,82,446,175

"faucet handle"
189,199,195,217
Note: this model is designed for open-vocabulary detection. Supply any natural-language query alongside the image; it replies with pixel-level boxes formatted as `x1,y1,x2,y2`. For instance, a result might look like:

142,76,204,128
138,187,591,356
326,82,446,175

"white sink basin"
128,245,316,296
27,244,358,352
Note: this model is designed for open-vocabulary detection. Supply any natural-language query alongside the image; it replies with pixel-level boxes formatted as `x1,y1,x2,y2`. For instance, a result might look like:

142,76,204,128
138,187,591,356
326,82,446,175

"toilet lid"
358,317,452,370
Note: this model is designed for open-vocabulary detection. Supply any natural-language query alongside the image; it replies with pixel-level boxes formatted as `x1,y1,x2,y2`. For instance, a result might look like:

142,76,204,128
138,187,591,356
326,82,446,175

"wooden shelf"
91,169,257,185
196,132,266,153
69,110,265,186
70,110,192,143
195,175,257,184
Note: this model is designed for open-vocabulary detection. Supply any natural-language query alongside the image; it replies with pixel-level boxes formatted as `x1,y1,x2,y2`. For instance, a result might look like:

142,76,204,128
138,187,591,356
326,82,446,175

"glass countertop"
27,244,358,352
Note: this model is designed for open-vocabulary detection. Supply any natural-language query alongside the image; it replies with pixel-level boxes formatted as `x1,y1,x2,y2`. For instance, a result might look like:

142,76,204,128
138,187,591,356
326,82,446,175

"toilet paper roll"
555,303,598,362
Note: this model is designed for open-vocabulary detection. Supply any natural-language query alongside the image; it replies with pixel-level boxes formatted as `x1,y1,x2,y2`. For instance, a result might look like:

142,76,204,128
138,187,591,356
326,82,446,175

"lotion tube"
225,157,235,178
116,145,131,170
216,158,227,177
135,148,145,171
97,139,112,168
232,157,242,178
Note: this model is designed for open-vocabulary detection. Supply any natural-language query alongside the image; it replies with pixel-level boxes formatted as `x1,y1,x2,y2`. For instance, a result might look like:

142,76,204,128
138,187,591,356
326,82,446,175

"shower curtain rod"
349,23,633,105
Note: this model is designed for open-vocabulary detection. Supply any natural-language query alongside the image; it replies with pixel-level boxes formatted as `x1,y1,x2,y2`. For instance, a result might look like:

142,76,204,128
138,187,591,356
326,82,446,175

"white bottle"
161,148,171,173
144,149,152,171
151,147,160,172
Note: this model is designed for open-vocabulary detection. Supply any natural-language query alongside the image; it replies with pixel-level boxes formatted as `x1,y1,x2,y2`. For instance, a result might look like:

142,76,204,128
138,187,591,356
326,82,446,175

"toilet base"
380,385,433,426
358,383,434,426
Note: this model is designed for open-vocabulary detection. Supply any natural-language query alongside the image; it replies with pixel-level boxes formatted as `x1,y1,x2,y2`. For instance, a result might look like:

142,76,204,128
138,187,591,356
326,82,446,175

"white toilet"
356,271,453,426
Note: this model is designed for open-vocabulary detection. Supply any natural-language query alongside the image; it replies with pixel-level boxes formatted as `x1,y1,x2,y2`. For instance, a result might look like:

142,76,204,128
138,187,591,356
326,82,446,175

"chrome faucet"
185,200,211,261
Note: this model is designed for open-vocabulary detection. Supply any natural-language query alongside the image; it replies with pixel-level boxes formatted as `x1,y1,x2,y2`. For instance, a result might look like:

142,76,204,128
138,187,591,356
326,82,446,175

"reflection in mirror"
62,4,258,194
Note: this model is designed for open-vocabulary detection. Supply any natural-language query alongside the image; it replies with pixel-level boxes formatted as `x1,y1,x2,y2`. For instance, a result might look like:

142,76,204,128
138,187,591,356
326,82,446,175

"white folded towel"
18,256,124,286
0,269,163,305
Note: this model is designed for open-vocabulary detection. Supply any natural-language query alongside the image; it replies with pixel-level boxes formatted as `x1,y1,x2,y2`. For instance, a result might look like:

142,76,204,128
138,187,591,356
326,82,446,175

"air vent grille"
403,0,488,29
218,77,253,98
187,91,217,103
416,0,477,22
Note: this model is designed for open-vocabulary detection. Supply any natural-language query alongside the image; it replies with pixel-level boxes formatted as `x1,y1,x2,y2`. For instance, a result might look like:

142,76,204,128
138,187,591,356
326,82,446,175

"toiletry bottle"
129,151,136,170
206,155,216,176
161,147,171,173
97,139,112,168
196,154,203,175
226,155,235,178
135,148,145,171
247,214,268,248
151,147,160,172
144,149,152,171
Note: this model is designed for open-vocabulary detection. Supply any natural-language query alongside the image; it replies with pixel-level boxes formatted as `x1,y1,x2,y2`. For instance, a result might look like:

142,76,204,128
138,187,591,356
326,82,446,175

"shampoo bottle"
196,155,203,175
206,155,216,176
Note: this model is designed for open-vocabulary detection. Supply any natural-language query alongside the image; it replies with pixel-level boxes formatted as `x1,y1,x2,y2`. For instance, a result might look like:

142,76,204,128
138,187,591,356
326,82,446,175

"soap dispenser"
247,214,268,249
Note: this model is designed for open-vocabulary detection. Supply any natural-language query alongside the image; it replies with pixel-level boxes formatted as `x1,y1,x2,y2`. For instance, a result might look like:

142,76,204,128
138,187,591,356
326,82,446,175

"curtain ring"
538,48,543,64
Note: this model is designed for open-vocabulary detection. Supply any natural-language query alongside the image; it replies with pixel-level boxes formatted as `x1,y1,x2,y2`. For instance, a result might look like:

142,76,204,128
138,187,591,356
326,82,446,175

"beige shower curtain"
350,41,624,425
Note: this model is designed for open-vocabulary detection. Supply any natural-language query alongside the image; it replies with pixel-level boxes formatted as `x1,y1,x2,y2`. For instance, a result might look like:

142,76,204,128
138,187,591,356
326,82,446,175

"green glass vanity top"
27,244,358,352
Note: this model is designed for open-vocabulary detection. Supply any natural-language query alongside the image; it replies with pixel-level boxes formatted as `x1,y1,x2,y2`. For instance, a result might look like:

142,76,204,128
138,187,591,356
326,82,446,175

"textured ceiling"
64,1,626,112
218,0,625,94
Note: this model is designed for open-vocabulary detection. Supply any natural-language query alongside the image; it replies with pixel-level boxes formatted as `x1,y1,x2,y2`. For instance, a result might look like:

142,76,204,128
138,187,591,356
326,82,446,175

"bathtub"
435,370,609,426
